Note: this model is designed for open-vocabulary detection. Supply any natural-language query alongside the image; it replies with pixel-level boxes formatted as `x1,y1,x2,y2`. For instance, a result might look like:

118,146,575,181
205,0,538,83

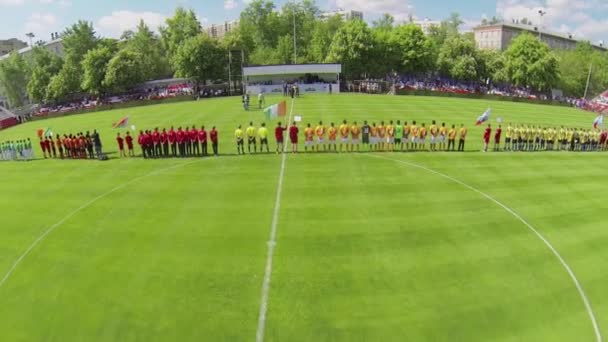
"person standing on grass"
152,128,160,157
370,122,378,151
55,135,64,159
315,121,326,152
339,120,349,152
483,124,492,152
199,126,208,157
210,126,219,156
304,123,314,152
328,123,338,152
419,123,428,151
184,127,192,156
377,121,386,151
126,132,134,157
289,122,299,153
410,121,419,151
351,121,361,152
246,122,257,153
494,125,502,152
600,129,607,151
387,120,395,152
138,131,146,158
395,120,403,152
275,122,287,153
361,121,371,151
191,125,200,156
258,92,265,109
429,121,438,152
458,124,468,152
161,128,169,157
258,123,270,153
116,133,125,158
439,123,447,151
235,125,245,155
168,126,177,157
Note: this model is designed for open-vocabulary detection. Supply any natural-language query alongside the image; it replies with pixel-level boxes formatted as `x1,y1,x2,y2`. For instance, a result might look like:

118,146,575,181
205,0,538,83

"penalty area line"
0,160,202,290
363,153,602,342
256,99,295,342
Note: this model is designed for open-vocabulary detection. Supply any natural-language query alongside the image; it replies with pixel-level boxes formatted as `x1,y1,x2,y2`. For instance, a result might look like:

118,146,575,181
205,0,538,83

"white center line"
364,153,602,342
256,99,294,342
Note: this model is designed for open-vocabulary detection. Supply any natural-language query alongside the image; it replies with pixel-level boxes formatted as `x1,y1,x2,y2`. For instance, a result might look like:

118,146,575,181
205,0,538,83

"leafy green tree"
81,46,115,96
125,20,171,80
390,24,435,74
104,49,146,93
370,25,399,77
307,14,343,63
0,53,30,107
160,7,201,67
373,13,395,31
557,42,608,98
437,35,483,81
279,0,318,63
478,49,507,83
46,56,81,102
504,33,559,91
326,19,374,79
62,20,98,62
27,47,63,103
240,0,282,48
173,34,227,89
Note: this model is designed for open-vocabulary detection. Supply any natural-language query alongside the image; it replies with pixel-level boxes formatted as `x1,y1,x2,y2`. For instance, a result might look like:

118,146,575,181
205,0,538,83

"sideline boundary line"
255,99,294,342
0,160,202,289
363,153,602,342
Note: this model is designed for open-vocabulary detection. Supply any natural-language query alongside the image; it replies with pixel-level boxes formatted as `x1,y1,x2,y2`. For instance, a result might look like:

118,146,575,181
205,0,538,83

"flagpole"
584,63,593,99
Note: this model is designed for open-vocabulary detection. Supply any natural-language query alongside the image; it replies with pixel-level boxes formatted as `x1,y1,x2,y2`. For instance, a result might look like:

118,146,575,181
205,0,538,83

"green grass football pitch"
0,94,607,341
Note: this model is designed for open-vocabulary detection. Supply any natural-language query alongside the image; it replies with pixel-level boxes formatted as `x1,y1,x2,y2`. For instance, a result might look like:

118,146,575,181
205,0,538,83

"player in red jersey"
152,128,160,158
210,126,219,156
199,125,208,156
190,125,199,156
483,124,492,152
116,132,125,157
275,122,287,153
184,127,192,156
168,126,177,157
176,127,185,157
494,125,502,152
160,128,168,157
39,137,48,159
137,131,146,158
125,132,134,157
289,122,299,153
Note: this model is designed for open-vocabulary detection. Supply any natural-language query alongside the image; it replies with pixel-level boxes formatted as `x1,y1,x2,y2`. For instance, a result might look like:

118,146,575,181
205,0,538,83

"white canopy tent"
243,64,341,95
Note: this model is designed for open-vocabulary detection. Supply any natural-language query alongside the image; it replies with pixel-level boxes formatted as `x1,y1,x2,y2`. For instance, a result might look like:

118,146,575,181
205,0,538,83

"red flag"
112,116,129,129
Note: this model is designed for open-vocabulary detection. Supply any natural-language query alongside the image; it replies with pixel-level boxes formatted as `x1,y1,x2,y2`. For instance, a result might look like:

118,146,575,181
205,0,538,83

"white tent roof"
243,64,341,77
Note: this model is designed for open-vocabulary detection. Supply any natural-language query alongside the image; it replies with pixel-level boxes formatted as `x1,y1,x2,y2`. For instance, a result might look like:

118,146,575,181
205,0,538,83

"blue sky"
1,0,607,44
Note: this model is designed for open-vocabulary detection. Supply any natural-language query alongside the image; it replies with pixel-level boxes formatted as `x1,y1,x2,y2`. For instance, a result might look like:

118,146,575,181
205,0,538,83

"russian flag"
112,116,129,129
476,108,491,126
593,114,603,129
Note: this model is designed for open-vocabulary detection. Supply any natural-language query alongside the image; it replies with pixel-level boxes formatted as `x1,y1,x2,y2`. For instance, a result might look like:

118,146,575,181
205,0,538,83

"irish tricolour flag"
112,116,129,129
264,101,287,120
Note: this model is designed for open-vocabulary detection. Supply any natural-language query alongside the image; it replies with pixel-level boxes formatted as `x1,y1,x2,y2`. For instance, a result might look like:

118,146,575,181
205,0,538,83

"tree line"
1,0,607,108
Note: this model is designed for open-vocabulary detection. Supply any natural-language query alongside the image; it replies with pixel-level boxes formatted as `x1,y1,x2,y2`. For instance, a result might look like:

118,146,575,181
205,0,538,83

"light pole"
538,10,546,41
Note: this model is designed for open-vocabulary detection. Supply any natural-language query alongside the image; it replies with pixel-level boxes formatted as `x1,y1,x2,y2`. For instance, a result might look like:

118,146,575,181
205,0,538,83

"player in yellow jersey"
558,126,566,151
438,122,447,151
458,124,468,152
304,123,314,152
377,121,386,151
512,126,520,151
315,121,326,152
339,120,350,152
419,123,428,151
328,122,338,152
246,122,257,153
403,121,410,151
235,125,245,155
386,120,395,151
370,123,378,151
410,121,419,151
258,123,270,153
429,120,438,151
505,123,513,151
351,122,361,152
447,124,457,151
521,125,529,151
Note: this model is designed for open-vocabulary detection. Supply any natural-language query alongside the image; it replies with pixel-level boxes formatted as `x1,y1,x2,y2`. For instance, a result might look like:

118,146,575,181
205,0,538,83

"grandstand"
0,105,19,130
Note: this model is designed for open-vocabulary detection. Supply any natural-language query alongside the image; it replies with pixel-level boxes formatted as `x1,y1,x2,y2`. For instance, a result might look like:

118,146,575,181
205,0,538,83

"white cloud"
23,12,58,39
224,0,237,10
496,0,608,42
38,0,71,6
97,10,168,38
329,0,414,21
0,0,24,5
